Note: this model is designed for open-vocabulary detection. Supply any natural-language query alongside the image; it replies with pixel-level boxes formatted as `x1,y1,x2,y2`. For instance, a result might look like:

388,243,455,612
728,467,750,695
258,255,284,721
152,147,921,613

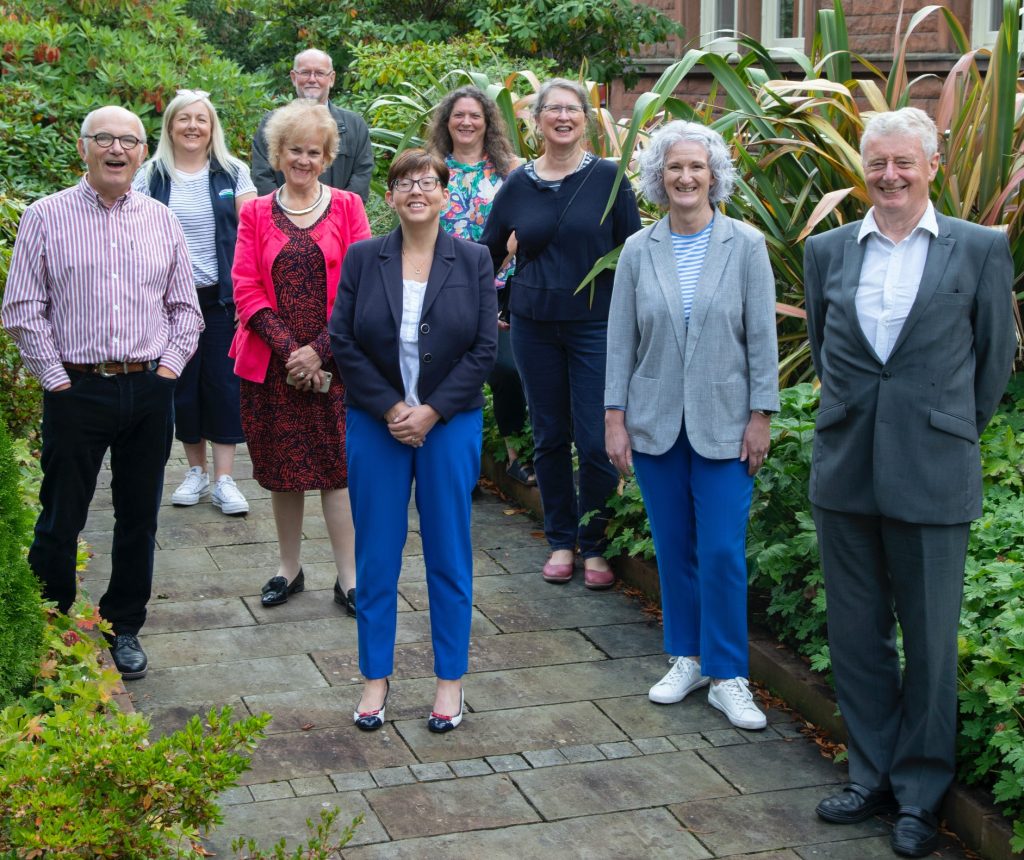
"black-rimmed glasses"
82,133,143,150
391,176,442,192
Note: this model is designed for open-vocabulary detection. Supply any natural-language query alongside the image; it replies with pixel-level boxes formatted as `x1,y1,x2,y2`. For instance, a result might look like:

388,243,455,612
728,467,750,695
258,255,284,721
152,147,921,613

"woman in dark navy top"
481,78,641,590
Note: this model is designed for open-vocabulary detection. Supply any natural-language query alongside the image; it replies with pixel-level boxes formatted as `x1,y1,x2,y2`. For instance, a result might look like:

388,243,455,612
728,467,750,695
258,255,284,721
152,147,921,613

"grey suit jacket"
804,212,1016,524
605,214,780,459
251,101,373,201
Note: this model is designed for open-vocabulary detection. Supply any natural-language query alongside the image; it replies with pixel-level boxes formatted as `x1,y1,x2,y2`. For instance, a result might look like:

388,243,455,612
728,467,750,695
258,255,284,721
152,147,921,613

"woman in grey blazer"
604,121,779,730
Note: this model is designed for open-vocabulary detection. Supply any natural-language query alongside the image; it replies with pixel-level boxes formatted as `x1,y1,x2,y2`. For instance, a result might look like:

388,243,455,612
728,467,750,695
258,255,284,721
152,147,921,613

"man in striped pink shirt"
2,105,202,680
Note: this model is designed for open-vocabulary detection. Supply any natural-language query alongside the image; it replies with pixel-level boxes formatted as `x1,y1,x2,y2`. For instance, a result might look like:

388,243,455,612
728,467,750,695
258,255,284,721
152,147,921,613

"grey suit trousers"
813,505,969,811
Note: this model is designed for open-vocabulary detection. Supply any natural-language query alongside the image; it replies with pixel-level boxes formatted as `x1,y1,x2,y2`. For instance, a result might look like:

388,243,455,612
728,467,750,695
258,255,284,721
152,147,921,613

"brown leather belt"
63,360,158,377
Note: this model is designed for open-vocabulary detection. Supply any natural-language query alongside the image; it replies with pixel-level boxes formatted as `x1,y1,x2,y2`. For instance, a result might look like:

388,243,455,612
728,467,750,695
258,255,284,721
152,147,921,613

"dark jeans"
487,326,528,439
175,289,244,445
29,369,175,634
510,314,617,557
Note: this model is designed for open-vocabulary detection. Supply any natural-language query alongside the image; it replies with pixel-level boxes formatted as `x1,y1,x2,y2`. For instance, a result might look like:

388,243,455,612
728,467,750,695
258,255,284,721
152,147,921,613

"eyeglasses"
540,104,585,115
294,69,333,80
82,133,143,150
176,88,211,99
391,176,442,192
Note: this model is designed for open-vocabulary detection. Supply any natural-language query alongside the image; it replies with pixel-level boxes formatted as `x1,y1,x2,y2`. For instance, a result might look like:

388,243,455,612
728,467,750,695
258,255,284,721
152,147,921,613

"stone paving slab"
511,750,736,820
128,654,328,701
241,724,417,785
697,738,846,794
596,693,790,739
466,654,666,711
343,807,712,859
205,791,387,854
241,589,413,624
669,785,892,856
581,619,666,657
84,545,216,577
399,570,605,609
477,592,648,633
143,595,256,634
312,629,605,685
482,544,552,574
393,701,627,763
156,517,281,550
363,773,539,840
142,617,358,668
132,697,249,738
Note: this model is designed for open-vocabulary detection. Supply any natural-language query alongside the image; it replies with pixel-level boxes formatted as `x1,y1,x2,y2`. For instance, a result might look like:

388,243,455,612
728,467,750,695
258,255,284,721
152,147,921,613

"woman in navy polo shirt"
133,89,255,516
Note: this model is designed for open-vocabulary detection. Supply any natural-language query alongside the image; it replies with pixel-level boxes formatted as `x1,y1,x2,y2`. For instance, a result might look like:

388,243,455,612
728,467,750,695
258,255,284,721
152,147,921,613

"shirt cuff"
40,364,71,391
158,351,188,377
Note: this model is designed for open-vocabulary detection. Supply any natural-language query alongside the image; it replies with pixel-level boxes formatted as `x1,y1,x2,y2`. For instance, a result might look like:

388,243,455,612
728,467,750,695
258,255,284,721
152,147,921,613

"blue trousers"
347,406,482,680
510,315,617,557
632,428,753,679
30,368,175,634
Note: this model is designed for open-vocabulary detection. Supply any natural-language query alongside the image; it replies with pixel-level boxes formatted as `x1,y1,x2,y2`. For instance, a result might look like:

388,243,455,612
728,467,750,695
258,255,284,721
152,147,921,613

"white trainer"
708,677,767,730
648,656,710,704
171,466,210,506
212,475,249,516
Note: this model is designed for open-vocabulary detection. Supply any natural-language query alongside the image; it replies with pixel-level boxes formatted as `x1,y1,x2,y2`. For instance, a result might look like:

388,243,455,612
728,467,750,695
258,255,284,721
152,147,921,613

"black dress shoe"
816,783,897,823
333,581,356,617
261,568,304,607
891,806,939,857
108,633,148,680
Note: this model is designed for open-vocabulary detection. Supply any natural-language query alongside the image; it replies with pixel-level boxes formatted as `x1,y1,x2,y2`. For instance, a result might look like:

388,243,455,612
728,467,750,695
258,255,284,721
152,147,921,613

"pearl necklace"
276,183,325,216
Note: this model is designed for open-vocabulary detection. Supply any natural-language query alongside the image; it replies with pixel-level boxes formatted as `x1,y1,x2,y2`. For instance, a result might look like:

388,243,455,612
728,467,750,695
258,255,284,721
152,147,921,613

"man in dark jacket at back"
251,48,373,200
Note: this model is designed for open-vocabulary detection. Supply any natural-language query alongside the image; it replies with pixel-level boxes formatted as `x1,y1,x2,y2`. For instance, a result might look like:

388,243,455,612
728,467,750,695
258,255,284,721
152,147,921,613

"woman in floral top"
428,86,534,485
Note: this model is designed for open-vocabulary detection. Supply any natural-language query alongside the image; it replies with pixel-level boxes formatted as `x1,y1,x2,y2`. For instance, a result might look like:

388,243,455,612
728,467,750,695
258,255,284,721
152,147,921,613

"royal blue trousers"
632,427,753,679
347,406,482,680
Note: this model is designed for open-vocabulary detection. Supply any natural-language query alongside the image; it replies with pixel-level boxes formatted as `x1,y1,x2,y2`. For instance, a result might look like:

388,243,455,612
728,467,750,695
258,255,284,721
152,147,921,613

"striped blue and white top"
670,217,713,323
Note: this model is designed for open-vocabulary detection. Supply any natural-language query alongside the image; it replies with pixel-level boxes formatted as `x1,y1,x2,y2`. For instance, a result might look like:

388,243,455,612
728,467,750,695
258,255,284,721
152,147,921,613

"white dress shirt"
855,203,938,362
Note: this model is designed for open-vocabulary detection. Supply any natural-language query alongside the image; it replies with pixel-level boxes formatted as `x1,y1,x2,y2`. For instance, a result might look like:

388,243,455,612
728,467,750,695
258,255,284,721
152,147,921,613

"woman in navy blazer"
330,149,497,733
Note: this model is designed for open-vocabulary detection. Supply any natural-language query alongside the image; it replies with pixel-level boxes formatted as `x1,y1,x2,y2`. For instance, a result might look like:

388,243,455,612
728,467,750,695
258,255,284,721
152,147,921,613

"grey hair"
531,78,593,126
141,90,247,183
80,106,145,141
293,48,333,71
860,107,937,160
638,120,736,207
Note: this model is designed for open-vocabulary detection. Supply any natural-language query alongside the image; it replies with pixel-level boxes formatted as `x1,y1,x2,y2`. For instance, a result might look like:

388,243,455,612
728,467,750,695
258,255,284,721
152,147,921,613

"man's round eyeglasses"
82,133,142,150
391,177,441,192
295,70,333,80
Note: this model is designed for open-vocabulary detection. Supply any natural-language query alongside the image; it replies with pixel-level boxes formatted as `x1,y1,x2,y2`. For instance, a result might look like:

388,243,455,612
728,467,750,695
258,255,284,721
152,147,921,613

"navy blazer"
330,227,498,421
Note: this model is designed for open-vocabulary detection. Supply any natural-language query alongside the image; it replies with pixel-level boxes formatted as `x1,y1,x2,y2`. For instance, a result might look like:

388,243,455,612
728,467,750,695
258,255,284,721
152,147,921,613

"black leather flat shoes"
891,806,940,857
815,783,897,824
261,568,304,607
333,580,356,617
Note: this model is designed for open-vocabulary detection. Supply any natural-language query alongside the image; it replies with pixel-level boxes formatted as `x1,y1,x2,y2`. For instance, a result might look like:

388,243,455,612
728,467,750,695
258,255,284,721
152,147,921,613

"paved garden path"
82,443,970,858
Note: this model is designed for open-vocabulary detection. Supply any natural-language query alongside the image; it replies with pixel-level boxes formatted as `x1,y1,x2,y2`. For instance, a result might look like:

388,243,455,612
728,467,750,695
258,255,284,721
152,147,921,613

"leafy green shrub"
0,0,276,201
0,703,270,856
232,808,365,859
0,416,44,709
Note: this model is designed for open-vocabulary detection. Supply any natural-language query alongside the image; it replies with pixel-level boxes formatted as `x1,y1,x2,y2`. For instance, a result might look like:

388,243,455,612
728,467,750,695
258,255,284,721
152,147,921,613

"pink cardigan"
229,188,371,383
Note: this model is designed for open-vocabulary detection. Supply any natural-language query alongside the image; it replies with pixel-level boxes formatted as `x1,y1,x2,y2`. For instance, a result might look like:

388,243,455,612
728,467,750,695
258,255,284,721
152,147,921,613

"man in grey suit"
251,48,373,201
805,107,1016,858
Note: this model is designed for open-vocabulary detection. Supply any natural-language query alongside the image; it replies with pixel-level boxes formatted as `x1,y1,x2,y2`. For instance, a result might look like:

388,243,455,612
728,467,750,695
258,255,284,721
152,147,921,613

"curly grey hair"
860,107,938,160
531,78,594,127
638,120,736,208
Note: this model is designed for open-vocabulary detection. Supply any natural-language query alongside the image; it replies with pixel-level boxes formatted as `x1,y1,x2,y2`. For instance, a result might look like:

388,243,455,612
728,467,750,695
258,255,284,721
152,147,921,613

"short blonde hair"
265,99,339,171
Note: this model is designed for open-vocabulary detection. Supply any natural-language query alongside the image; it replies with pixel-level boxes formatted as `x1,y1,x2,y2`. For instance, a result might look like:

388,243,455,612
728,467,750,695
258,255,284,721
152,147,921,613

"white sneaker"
649,656,710,704
171,466,210,506
708,677,767,730
212,475,249,516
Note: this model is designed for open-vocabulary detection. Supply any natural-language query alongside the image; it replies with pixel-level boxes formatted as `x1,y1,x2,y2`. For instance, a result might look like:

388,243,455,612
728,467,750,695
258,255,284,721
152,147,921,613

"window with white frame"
972,0,1023,48
763,0,805,50
701,0,739,51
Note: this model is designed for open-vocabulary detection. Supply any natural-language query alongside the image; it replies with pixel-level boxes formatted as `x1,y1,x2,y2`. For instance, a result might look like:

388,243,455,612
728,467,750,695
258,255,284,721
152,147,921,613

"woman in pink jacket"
230,99,370,612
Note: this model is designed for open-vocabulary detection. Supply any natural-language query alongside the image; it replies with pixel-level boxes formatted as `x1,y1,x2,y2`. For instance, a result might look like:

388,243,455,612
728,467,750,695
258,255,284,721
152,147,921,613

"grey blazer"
605,214,780,460
804,212,1016,524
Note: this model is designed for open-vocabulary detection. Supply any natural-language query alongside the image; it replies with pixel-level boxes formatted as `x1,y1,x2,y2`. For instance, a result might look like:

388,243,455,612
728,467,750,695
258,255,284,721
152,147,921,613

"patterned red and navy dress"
240,200,347,491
